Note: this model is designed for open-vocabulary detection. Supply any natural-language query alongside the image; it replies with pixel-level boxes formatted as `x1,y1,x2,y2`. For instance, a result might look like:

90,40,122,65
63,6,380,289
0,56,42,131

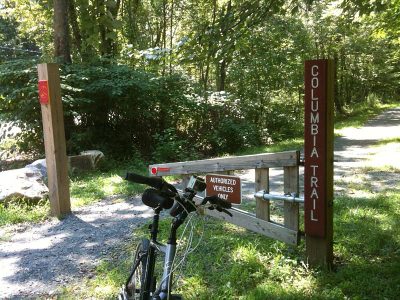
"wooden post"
283,163,300,235
38,63,71,217
304,59,334,267
255,168,270,221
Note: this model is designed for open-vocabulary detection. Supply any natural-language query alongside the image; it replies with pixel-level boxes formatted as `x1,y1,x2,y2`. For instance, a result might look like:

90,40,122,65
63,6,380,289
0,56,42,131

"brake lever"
221,208,233,217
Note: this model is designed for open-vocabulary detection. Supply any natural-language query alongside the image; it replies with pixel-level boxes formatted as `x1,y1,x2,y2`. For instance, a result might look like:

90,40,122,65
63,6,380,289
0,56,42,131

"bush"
0,60,197,159
0,59,43,154
0,59,298,162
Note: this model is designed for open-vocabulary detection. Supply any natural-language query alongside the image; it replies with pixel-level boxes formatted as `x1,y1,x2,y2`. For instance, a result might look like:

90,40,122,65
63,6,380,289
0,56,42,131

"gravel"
0,196,153,299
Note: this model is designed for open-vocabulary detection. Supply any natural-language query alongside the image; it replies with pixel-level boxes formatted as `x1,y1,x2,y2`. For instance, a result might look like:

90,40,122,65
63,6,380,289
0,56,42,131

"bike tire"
126,239,150,299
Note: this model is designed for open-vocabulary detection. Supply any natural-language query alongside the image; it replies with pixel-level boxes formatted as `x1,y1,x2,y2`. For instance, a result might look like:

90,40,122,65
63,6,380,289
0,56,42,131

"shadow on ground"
0,196,153,298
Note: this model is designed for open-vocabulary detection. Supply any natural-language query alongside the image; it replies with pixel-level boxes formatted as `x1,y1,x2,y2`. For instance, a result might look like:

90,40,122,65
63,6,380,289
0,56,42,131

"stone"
79,150,105,168
68,150,105,173
0,167,49,203
26,159,47,178
25,151,105,177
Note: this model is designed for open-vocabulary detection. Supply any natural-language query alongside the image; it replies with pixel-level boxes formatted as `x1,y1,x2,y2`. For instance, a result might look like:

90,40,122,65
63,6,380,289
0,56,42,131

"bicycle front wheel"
126,239,150,299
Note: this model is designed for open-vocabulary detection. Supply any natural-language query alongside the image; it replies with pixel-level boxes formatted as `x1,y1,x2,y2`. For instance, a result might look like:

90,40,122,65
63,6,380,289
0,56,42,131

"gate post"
304,59,334,267
38,63,71,217
255,168,270,221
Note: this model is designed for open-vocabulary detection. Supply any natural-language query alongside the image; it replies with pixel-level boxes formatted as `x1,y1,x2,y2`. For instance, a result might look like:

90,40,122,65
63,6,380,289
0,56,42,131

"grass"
334,101,398,130
69,169,146,207
375,137,400,146
239,101,399,156
238,138,304,156
59,165,400,299
0,162,148,229
1,99,398,228
0,199,50,226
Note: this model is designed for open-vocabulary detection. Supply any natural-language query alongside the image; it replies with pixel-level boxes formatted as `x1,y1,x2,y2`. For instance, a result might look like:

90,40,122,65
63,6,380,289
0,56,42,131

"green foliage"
309,1,400,111
0,199,50,226
152,128,194,162
2,1,400,162
334,101,397,129
0,59,43,154
0,59,263,160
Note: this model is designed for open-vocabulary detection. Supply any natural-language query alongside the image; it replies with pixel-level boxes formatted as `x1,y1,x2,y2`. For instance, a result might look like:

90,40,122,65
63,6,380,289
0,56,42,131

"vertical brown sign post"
38,63,71,217
304,59,334,267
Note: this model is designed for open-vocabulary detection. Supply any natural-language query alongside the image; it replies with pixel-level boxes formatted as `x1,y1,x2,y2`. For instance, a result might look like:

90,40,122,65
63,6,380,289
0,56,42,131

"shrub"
0,59,297,162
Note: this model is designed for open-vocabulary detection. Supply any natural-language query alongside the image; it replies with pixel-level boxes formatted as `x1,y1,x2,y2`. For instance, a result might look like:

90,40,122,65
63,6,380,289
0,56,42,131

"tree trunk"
216,0,232,91
68,0,82,60
218,59,227,91
169,0,174,75
98,0,121,57
334,51,344,114
162,0,167,75
203,0,217,93
54,0,72,63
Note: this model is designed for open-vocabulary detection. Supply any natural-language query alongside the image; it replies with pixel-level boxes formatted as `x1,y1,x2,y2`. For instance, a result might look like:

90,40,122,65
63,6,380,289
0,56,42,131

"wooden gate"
149,150,301,246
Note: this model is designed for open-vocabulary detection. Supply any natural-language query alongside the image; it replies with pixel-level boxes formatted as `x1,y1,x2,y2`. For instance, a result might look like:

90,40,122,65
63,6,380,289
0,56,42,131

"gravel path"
0,107,399,299
334,107,400,194
0,196,154,299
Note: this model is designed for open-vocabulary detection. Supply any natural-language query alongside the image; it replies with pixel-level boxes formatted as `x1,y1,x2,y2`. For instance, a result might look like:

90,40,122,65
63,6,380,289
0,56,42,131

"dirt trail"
334,107,400,168
334,107,400,194
239,107,400,197
0,107,399,299
0,197,154,299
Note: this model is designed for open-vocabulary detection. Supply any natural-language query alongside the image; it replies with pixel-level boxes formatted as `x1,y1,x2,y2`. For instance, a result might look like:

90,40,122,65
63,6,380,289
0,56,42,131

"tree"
53,0,71,63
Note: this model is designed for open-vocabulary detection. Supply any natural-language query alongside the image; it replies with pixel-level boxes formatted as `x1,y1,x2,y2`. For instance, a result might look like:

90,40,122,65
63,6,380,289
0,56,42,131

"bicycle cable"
157,197,206,300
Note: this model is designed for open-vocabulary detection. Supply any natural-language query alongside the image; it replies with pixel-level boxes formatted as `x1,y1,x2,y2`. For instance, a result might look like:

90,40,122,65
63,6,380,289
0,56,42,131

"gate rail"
149,150,301,245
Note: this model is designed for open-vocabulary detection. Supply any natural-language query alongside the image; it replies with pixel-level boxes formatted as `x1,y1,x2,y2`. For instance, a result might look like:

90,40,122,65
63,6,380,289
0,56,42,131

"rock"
68,150,105,173
79,150,105,169
25,151,105,177
0,150,105,202
68,155,94,172
26,159,47,178
0,167,49,203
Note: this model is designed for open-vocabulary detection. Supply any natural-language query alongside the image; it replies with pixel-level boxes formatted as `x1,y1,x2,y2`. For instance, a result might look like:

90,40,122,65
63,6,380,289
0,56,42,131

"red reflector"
38,80,49,105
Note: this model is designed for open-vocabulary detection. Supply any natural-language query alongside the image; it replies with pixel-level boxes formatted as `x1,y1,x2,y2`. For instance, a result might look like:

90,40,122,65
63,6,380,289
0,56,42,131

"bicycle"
118,173,233,300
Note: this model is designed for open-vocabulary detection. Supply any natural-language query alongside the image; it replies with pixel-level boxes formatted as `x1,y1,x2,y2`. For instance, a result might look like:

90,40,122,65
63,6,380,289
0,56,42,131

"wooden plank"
38,63,71,217
284,165,300,236
255,168,270,221
149,151,299,176
203,207,298,245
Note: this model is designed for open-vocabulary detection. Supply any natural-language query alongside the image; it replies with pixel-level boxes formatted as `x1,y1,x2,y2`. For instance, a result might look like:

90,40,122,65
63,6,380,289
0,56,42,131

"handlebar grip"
125,172,164,190
142,188,174,209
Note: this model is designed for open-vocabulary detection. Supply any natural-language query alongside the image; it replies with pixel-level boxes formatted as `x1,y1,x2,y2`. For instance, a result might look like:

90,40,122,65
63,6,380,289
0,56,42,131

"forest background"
0,0,399,163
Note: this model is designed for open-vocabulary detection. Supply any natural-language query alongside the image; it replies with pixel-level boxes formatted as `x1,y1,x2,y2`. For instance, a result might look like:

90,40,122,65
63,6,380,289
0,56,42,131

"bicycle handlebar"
124,172,232,216
125,172,165,190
